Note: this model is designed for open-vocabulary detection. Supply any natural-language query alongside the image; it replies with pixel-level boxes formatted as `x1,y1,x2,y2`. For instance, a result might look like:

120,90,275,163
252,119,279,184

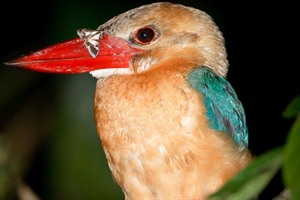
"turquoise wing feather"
188,66,248,149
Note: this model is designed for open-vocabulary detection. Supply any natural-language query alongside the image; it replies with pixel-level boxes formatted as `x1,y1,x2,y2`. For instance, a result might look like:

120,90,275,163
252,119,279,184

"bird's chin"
89,68,132,79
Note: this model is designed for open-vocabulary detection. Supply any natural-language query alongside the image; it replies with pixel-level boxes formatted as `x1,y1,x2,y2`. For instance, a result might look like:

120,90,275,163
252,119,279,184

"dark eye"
133,26,156,45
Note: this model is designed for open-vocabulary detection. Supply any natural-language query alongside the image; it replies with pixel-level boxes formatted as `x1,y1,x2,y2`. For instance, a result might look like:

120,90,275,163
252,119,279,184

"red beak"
7,34,144,74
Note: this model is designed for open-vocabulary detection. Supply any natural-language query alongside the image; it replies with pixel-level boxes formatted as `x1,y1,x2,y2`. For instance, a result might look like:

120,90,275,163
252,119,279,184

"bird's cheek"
130,53,158,73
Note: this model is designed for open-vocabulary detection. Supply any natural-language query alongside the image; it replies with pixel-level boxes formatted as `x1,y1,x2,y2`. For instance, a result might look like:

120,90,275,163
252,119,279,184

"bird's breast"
93,67,250,199
94,68,204,145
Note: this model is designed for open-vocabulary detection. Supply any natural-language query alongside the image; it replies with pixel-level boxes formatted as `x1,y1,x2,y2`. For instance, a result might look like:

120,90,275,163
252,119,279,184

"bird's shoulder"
187,66,248,149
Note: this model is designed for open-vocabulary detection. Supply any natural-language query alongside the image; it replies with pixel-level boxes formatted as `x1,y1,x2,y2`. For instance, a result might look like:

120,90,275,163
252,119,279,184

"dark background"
1,0,298,199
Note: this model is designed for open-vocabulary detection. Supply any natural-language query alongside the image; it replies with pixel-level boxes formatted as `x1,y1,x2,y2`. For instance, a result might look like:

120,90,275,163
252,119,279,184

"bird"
7,2,252,199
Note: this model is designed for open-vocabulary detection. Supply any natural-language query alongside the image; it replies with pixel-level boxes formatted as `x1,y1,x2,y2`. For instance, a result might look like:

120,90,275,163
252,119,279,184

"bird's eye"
133,26,156,45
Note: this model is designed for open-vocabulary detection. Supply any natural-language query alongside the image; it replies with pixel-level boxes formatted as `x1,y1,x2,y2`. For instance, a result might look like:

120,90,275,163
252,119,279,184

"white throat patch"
90,68,132,79
89,56,156,79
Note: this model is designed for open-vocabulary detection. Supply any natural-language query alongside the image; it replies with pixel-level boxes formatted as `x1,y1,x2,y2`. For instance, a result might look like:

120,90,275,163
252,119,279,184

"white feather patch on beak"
77,28,102,58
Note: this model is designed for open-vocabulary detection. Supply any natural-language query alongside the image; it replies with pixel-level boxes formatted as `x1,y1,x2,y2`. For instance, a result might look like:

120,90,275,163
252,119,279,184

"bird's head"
7,2,228,78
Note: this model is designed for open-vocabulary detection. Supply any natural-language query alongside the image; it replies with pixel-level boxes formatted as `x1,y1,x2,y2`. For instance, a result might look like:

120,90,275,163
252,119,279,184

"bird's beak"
7,30,144,74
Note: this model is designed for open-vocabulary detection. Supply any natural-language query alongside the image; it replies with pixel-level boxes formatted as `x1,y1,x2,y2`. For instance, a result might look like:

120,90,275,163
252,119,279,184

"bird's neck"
94,63,250,199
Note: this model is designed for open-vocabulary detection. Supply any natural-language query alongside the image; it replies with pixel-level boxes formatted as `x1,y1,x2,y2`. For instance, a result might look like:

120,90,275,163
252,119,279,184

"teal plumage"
188,66,248,149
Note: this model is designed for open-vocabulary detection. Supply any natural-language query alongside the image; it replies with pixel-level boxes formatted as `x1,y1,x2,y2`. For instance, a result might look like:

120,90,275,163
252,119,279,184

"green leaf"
282,95,300,118
209,147,283,200
283,115,300,200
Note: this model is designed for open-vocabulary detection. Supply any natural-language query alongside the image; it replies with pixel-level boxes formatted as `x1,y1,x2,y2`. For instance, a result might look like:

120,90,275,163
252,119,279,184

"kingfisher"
7,2,252,199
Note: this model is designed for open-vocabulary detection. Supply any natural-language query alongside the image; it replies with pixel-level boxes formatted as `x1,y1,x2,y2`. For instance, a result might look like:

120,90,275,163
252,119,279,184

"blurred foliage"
282,96,300,200
210,147,284,200
210,95,300,200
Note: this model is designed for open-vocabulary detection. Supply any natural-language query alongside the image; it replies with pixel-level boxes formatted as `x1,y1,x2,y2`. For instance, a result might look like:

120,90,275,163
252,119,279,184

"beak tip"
4,57,26,67
4,60,17,66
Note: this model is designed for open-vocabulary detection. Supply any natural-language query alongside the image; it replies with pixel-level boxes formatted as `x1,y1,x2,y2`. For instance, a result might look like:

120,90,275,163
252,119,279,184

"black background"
1,0,298,199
